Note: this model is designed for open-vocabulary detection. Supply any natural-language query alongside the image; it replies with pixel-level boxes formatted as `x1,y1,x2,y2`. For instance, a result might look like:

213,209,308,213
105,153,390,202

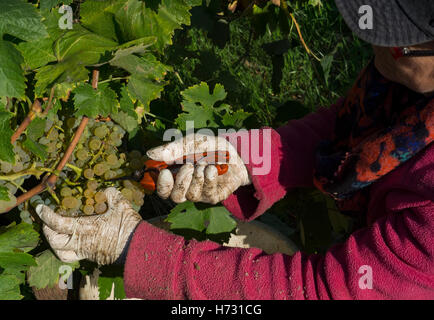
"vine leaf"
111,53,171,109
205,206,237,235
0,222,39,253
0,41,26,99
97,265,126,300
0,223,39,299
221,110,251,129
183,82,227,108
18,10,63,71
40,0,73,11
0,111,16,163
0,252,37,274
18,38,57,71
175,82,231,130
73,83,118,118
24,114,49,160
0,0,47,42
34,25,118,96
27,250,79,290
22,139,48,161
166,202,206,232
27,117,47,141
111,86,139,133
166,202,236,235
0,275,22,300
80,0,122,42
112,0,199,52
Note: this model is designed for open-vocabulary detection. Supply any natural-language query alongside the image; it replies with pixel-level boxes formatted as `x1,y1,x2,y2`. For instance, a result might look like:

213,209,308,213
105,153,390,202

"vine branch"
11,100,42,144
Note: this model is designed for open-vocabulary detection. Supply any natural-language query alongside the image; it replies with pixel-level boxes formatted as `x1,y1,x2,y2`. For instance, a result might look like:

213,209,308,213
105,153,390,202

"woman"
36,0,434,299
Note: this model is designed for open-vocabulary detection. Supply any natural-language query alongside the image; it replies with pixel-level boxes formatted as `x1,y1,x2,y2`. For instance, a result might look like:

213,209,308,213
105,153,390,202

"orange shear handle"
140,151,229,192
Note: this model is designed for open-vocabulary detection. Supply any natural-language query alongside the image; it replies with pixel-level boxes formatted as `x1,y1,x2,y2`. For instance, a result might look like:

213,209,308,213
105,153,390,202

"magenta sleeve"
222,102,341,221
123,201,434,299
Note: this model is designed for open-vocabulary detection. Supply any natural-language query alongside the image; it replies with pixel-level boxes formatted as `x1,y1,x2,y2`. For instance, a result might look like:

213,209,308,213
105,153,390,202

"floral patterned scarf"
314,60,434,215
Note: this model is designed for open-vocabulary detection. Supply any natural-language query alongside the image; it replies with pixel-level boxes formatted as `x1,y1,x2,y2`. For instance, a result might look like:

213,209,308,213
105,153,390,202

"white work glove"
147,133,251,204
35,188,142,265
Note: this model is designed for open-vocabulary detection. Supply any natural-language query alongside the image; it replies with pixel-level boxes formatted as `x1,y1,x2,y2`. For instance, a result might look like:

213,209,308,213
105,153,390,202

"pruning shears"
107,151,230,193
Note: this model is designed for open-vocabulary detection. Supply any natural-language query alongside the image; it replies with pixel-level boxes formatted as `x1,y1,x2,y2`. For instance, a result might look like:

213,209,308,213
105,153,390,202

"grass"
155,0,372,129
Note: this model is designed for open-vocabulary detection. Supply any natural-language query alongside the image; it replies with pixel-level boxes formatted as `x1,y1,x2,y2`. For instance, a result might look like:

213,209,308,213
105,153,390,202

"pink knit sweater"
123,101,434,300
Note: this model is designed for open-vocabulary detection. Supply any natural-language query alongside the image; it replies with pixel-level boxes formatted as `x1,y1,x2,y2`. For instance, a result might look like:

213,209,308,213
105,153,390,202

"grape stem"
11,100,42,144
2,70,100,213
89,142,105,167
0,165,54,181
65,163,82,176
9,180,26,193
143,111,175,124
62,178,82,187
47,186,60,205
98,77,128,84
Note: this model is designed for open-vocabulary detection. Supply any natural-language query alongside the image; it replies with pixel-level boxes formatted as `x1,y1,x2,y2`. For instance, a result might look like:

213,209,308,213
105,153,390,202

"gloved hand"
147,133,251,204
35,187,142,265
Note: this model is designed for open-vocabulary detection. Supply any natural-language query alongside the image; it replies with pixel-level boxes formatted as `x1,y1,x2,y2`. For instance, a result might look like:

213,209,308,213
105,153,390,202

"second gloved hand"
35,188,142,265
147,133,251,204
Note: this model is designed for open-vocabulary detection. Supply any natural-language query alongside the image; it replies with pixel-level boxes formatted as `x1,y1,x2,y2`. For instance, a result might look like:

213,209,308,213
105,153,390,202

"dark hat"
334,0,434,47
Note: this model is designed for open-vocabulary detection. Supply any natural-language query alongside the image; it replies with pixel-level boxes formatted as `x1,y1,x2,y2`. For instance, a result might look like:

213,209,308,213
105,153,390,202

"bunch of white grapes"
0,115,66,212
31,117,146,217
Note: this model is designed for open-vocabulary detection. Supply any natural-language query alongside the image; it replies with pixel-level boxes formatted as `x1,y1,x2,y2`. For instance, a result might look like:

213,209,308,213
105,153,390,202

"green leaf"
111,53,170,80
166,202,206,232
111,86,139,133
182,82,227,108
221,110,251,129
0,252,36,271
22,138,48,161
111,52,171,108
0,111,15,163
17,11,61,71
112,0,199,52
0,275,22,300
98,265,126,300
34,25,118,96
166,202,237,235
320,54,334,85
40,0,73,10
73,83,118,118
0,223,39,253
18,37,57,71
27,250,79,290
80,0,121,41
0,41,26,99
0,0,47,41
175,82,228,130
204,207,237,235
27,117,46,141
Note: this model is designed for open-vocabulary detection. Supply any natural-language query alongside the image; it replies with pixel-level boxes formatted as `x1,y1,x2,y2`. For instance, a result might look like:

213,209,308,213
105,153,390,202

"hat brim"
335,0,433,47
